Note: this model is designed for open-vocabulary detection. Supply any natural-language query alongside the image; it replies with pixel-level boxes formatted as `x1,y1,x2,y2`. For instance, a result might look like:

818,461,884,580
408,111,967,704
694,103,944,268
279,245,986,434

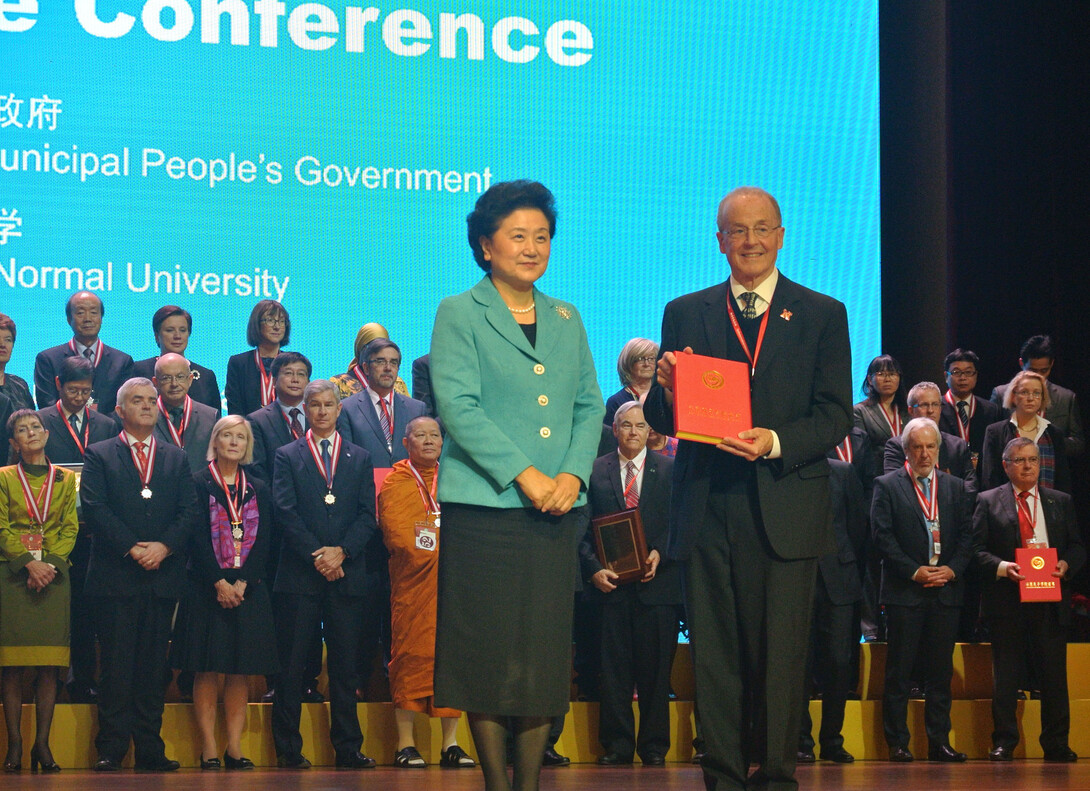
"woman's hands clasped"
516,468,582,515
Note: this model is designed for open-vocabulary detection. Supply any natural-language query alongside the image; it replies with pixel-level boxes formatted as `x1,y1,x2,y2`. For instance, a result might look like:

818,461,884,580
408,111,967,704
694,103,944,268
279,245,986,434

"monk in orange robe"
379,416,475,770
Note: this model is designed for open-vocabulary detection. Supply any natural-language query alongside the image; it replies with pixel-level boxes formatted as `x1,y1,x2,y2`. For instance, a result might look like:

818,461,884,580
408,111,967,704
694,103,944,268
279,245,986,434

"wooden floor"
7,762,1090,790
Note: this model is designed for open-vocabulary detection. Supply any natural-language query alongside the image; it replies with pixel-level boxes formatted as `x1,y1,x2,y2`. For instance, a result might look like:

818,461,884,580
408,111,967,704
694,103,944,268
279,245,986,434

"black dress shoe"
796,750,816,764
989,745,1014,761
928,744,967,762
301,687,325,703
641,752,666,766
889,746,914,762
224,751,255,770
542,747,570,766
277,754,311,769
597,752,633,765
1044,747,1079,762
199,755,222,770
821,747,855,763
335,751,377,769
135,758,180,772
94,757,121,772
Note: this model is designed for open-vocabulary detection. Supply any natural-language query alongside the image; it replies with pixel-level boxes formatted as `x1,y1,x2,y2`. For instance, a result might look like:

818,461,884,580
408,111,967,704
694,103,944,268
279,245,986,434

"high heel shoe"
3,743,20,773
30,746,60,773
199,755,222,770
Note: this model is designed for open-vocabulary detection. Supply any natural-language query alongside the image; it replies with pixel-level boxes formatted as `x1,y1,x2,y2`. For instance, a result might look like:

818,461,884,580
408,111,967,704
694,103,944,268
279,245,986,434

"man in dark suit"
338,339,428,468
34,291,134,415
939,349,1003,458
151,353,219,475
581,402,679,767
79,377,197,771
249,352,311,484
644,187,853,790
797,458,867,764
974,436,1085,762
883,382,976,493
38,355,118,703
410,353,435,417
271,379,378,770
872,417,975,763
989,335,1084,457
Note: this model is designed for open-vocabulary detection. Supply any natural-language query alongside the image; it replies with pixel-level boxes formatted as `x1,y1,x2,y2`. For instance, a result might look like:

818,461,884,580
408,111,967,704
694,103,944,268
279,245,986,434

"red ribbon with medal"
122,431,156,499
350,362,368,389
306,429,341,505
16,461,57,561
880,402,902,438
208,461,248,568
834,437,853,463
905,462,940,562
407,460,440,551
255,350,275,407
157,394,192,448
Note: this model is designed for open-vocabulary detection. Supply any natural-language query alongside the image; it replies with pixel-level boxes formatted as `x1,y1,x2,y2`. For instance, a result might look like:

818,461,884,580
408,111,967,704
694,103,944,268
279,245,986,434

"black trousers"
67,531,97,689
93,592,175,764
989,603,1070,752
597,595,678,760
799,581,859,754
686,484,817,791
882,600,960,749
272,589,365,758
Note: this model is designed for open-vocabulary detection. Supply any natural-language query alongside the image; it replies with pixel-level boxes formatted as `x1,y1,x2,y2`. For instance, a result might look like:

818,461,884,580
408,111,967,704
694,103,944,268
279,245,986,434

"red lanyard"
834,437,853,463
305,430,341,490
157,395,191,447
121,432,156,493
879,402,902,438
350,363,368,389
208,461,247,526
622,456,646,502
726,293,771,376
56,402,89,455
16,461,57,528
378,396,393,434
255,351,275,407
905,462,938,521
1016,487,1038,533
69,338,102,368
943,390,973,442
279,405,303,439
406,461,440,519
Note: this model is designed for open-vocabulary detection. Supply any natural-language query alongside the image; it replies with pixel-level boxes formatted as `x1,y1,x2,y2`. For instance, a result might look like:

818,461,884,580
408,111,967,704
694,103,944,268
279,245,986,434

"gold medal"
324,491,336,505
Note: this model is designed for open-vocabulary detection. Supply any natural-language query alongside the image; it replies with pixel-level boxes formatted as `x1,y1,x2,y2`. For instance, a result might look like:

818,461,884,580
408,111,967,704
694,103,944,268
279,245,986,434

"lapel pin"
780,309,793,321
555,305,571,320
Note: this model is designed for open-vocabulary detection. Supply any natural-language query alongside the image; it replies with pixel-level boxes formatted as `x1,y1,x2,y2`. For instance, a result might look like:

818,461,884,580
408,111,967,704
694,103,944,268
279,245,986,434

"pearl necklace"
508,303,536,314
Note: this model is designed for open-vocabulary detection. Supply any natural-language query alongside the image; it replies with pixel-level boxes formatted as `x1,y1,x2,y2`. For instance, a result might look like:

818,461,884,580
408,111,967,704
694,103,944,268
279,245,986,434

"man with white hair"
871,417,975,763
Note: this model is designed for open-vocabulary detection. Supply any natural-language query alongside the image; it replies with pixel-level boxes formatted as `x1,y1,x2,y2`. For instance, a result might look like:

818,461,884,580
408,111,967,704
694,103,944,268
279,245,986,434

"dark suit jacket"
132,357,222,413
826,425,879,505
581,450,681,606
819,459,868,606
225,350,271,417
34,341,134,415
271,434,377,597
152,399,220,475
410,354,435,417
991,380,1084,456
853,399,910,479
643,275,853,560
38,405,117,464
980,419,1071,493
248,401,299,484
871,468,975,607
80,435,198,598
336,390,428,469
882,430,977,494
939,394,1003,456
973,483,1085,626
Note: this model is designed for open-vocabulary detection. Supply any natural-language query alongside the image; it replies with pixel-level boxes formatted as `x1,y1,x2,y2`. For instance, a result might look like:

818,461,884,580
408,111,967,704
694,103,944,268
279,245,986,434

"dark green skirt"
0,558,70,667
434,503,585,717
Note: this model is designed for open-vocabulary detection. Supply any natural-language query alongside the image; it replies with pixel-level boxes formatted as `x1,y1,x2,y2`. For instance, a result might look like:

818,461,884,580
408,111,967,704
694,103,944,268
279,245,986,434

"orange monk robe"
378,459,460,716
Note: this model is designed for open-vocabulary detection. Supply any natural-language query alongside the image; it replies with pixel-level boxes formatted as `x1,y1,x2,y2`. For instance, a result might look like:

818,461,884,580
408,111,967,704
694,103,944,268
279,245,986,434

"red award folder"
672,352,752,445
1016,547,1061,602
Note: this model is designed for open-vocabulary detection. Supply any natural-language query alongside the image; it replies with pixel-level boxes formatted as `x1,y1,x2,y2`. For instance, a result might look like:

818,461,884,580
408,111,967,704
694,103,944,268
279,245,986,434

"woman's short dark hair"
0,313,15,342
466,180,557,272
152,305,193,337
6,408,41,462
245,300,291,347
862,353,908,409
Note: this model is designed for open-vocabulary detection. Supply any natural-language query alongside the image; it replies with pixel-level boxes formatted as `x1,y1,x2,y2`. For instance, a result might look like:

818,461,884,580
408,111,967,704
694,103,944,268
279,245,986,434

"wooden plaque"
591,507,650,585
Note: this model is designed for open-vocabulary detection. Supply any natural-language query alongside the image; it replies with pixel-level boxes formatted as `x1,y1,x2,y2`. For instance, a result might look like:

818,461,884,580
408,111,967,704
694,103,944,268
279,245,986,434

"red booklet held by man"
672,352,752,445
1016,546,1062,602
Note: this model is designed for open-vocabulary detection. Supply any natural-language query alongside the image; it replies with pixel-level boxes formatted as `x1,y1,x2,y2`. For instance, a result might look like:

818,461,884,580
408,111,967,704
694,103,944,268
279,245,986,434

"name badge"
21,532,43,562
414,522,437,552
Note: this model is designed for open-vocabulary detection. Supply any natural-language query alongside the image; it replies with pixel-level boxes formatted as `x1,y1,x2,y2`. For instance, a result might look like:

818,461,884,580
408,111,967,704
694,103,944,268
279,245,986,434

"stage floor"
16,762,1090,791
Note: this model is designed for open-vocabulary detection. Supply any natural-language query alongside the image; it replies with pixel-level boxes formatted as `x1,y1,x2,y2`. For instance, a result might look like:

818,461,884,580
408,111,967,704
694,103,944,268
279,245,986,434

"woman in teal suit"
430,181,604,791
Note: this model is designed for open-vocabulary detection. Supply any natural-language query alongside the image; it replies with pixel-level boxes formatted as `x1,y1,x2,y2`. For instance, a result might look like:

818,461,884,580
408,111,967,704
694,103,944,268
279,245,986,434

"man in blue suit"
644,187,852,790
271,380,378,770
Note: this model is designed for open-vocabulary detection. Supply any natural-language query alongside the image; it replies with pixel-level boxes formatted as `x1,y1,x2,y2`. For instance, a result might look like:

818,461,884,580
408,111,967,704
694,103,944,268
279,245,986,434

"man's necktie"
68,413,80,435
379,397,392,441
919,476,937,564
320,439,333,481
83,347,95,365
169,406,184,431
134,441,148,475
624,461,640,508
957,400,969,427
1017,490,1035,545
289,407,303,439
739,292,758,320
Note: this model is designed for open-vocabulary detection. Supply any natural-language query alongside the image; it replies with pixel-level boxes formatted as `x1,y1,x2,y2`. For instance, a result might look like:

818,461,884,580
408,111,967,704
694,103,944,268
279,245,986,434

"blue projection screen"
1,1,879,401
